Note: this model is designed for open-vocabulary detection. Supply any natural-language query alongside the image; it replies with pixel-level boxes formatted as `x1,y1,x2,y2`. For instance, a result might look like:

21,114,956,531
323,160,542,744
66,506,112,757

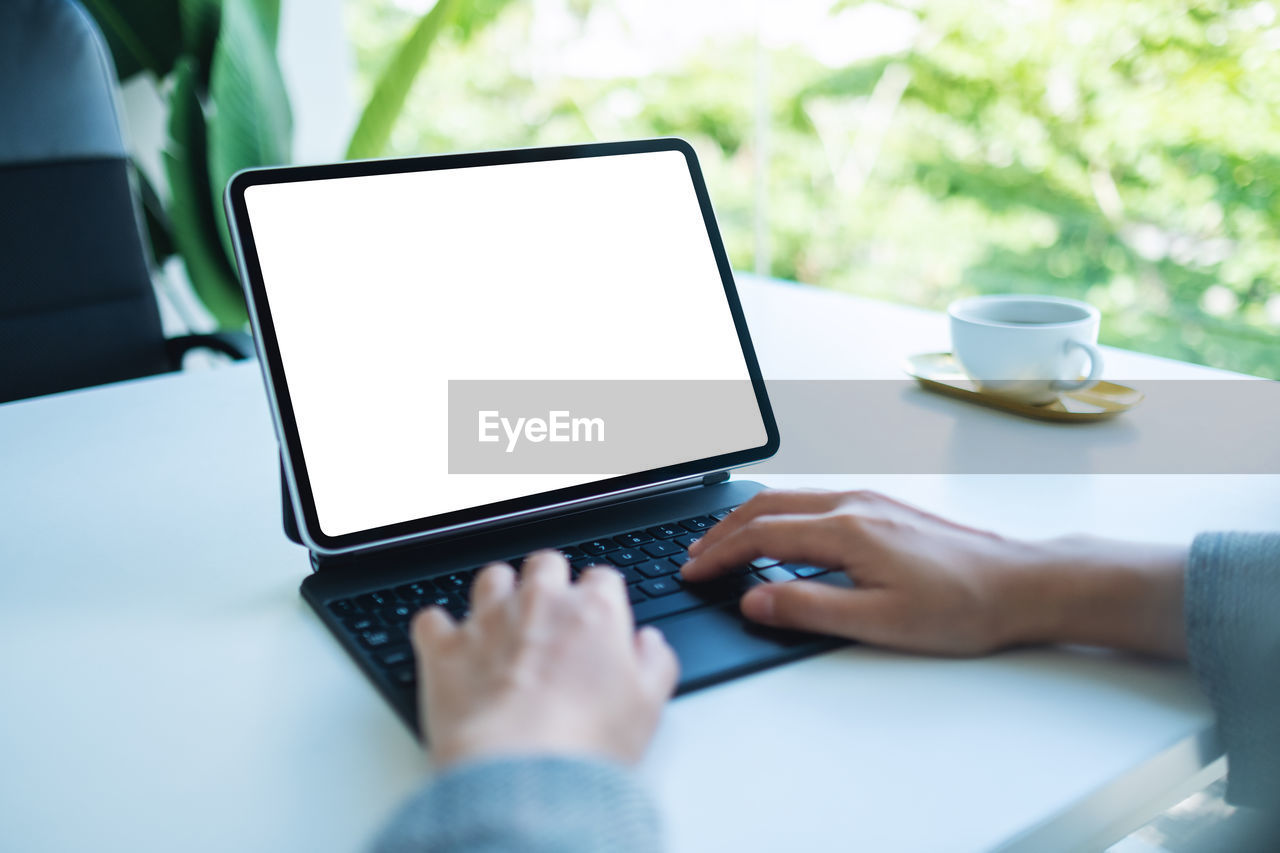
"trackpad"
655,604,845,691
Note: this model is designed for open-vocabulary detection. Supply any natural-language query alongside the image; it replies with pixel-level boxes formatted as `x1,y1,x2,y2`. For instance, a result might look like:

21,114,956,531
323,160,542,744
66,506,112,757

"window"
348,0,1280,377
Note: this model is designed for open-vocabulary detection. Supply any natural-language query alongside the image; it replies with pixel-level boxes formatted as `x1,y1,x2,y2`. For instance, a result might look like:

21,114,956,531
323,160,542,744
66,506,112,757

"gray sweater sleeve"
1186,532,1280,809
371,755,663,853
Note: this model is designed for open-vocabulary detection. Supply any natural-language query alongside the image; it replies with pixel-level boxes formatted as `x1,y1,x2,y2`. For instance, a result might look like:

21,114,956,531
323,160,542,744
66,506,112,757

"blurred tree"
796,0,1280,376
347,0,1280,376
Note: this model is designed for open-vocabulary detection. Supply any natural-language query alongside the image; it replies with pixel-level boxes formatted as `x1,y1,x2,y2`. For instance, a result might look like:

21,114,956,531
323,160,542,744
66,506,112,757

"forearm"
1000,535,1188,658
373,755,663,853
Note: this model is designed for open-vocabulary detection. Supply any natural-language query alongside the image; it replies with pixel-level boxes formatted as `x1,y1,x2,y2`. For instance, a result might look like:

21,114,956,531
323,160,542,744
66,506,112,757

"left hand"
410,550,680,769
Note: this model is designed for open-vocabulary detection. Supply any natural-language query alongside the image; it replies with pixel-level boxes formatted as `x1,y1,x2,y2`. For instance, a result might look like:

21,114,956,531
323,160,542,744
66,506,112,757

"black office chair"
0,0,250,405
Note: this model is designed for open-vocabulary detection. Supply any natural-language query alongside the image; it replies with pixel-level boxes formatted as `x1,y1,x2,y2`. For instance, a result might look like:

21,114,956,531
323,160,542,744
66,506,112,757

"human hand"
410,550,679,769
681,489,1187,658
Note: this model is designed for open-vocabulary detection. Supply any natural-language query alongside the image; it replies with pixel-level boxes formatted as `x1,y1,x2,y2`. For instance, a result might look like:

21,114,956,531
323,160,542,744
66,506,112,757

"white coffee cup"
948,294,1103,405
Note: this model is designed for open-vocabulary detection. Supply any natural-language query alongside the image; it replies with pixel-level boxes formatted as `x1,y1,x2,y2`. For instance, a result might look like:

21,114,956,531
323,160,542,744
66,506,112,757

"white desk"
3,277,1276,852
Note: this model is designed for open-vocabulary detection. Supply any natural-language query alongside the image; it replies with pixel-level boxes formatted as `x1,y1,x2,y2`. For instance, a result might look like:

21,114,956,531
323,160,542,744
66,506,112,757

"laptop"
224,138,851,734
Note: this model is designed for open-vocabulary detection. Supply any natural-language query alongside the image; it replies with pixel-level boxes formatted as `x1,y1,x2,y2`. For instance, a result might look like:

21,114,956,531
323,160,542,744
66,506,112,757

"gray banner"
448,380,768,475
448,379,1280,475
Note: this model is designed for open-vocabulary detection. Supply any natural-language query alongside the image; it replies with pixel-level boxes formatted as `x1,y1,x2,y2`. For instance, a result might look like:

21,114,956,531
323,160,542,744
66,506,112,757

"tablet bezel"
225,138,779,554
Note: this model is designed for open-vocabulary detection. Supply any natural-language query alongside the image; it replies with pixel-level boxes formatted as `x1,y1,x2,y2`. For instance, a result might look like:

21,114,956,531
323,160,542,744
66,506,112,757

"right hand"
410,550,680,769
680,489,1042,655
681,489,1187,659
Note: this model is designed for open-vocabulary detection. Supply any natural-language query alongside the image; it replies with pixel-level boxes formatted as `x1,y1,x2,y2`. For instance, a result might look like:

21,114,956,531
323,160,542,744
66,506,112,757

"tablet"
224,138,778,554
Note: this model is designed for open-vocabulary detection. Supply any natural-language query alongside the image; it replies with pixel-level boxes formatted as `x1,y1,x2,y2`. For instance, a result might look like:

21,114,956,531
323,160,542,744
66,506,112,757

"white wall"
279,0,356,164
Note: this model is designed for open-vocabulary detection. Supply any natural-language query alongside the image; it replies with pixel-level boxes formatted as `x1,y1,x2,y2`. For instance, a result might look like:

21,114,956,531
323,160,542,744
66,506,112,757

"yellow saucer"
904,353,1144,422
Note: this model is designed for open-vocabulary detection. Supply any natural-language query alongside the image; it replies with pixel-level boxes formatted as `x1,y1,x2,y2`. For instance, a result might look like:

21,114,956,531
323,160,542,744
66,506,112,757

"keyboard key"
345,615,379,633
749,556,779,569
580,538,618,555
628,585,647,605
788,564,828,578
389,666,416,687
575,558,622,577
710,508,735,521
758,566,796,583
558,546,585,561
423,592,468,618
614,564,643,584
812,571,855,590
329,598,357,617
394,581,434,601
641,540,682,558
632,590,707,623
355,591,390,610
668,552,690,568
380,603,417,624
378,647,414,667
616,531,653,547
639,577,682,598
437,570,474,593
673,534,701,549
608,548,646,566
647,524,684,539
359,629,395,649
635,559,678,579
681,516,713,532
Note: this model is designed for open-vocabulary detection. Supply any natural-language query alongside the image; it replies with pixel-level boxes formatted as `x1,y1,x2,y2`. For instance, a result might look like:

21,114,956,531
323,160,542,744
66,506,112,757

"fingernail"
741,588,774,623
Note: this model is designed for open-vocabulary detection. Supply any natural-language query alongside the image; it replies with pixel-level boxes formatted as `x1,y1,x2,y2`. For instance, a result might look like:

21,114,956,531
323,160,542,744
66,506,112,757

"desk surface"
3,277,1276,853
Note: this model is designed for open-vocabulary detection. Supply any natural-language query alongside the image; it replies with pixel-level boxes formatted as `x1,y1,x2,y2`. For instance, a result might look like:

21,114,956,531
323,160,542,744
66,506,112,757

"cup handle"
1051,340,1103,392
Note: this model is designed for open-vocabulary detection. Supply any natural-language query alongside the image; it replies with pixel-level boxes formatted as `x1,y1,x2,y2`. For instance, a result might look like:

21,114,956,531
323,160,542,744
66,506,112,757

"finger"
410,605,458,653
518,549,570,592
576,566,635,637
681,514,854,581
577,565,630,605
470,562,516,613
689,489,842,556
840,489,993,538
635,625,680,700
740,581,904,645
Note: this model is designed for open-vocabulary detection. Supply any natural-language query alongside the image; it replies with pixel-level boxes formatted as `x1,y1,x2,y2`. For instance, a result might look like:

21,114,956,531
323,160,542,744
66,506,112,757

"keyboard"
324,506,835,692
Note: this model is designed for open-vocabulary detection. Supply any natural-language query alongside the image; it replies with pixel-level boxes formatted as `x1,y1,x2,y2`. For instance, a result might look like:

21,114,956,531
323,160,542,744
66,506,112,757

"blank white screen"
244,149,766,537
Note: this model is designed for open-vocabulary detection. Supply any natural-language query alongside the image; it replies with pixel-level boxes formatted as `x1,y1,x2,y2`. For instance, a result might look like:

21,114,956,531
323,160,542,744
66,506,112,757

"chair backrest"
0,0,171,404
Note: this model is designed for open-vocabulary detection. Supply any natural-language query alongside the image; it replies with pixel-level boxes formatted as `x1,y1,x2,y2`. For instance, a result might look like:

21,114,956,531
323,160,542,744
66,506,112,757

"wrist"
999,535,1189,658
431,706,646,770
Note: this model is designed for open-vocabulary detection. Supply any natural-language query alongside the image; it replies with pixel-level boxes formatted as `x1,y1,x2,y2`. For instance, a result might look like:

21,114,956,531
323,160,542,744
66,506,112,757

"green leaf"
345,0,516,160
179,0,222,89
450,0,516,42
247,0,282,46
81,0,182,80
206,0,293,266
346,0,457,161
165,60,248,328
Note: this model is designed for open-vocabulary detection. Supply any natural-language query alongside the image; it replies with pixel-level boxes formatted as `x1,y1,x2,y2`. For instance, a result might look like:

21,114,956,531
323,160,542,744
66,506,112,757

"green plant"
85,0,516,329
346,0,517,160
